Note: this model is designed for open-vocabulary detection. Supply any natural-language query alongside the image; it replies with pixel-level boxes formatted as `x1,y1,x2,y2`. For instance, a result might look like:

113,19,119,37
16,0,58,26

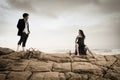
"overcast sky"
0,0,120,52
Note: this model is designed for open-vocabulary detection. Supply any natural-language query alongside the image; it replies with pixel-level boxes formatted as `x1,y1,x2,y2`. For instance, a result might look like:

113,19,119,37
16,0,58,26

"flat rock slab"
44,72,59,80
42,54,71,62
7,71,31,80
31,72,60,80
53,63,71,72
72,62,102,75
30,72,45,80
26,60,53,72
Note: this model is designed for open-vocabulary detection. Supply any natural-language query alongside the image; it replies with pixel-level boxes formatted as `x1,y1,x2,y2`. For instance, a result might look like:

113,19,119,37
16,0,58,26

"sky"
0,0,120,53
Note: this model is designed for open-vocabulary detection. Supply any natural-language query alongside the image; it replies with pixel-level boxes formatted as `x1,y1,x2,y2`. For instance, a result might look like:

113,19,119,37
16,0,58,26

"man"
16,13,30,52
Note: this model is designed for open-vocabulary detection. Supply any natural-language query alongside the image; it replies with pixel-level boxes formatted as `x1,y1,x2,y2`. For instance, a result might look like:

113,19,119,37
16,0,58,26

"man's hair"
23,13,29,18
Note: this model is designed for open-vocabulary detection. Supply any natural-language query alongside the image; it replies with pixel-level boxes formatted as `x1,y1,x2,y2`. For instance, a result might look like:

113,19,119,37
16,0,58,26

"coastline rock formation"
0,47,120,80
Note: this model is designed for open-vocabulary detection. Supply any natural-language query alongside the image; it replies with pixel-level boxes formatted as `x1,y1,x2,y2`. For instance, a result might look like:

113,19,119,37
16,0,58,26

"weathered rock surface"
26,60,53,72
72,62,102,75
7,71,31,80
53,62,71,72
0,74,6,80
0,47,120,80
0,47,14,55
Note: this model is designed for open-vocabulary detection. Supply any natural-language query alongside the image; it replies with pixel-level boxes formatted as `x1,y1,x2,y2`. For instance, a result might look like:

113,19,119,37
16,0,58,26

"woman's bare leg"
85,46,95,58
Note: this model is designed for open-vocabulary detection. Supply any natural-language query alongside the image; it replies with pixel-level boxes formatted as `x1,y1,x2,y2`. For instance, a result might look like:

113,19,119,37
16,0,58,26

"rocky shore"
0,47,120,80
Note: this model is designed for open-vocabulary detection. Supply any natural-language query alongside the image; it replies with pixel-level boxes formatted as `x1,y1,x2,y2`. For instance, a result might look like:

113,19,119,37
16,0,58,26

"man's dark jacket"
17,19,30,36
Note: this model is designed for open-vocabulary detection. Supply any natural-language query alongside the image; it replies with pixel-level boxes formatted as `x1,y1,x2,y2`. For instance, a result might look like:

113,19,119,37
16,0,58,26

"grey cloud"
5,0,99,17
95,0,120,13
7,0,34,12
6,0,120,18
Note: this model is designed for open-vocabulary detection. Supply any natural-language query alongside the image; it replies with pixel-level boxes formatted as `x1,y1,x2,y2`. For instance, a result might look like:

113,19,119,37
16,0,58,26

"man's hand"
28,32,30,34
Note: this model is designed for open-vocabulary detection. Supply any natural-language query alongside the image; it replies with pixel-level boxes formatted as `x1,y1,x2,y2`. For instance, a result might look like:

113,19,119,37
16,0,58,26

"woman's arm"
75,36,78,43
75,36,79,55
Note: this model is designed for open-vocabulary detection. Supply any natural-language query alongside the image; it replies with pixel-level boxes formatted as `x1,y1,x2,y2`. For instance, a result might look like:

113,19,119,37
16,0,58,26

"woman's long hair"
79,29,85,39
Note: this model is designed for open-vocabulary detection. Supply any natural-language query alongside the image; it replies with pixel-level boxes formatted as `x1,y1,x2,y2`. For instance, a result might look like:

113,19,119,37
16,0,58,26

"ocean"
45,49,120,55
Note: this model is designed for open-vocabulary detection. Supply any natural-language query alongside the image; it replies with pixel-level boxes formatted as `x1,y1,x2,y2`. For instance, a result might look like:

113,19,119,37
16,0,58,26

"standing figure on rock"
75,29,95,57
16,13,30,52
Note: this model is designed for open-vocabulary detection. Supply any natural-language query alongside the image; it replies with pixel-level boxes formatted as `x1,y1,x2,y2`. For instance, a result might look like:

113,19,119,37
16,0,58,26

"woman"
75,29,95,57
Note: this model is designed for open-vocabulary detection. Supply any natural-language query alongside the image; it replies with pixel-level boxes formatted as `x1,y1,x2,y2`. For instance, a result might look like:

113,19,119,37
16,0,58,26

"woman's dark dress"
77,37,87,55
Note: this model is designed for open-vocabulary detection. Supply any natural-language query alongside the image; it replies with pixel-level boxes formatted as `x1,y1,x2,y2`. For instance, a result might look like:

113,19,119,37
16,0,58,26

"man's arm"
17,19,21,29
